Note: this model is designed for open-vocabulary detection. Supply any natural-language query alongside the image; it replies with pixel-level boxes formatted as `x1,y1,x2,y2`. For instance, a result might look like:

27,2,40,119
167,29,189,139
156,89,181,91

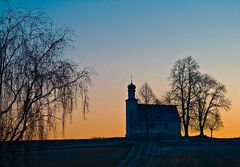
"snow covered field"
2,138,240,167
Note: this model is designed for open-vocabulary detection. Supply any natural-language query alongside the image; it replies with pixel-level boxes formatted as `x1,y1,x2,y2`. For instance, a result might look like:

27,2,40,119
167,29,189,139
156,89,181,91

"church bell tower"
126,80,138,138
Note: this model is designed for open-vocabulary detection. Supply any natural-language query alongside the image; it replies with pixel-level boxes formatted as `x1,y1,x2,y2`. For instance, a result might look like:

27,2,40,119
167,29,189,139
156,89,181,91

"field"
1,138,240,167
8,146,130,167
137,143,240,167
145,147,240,167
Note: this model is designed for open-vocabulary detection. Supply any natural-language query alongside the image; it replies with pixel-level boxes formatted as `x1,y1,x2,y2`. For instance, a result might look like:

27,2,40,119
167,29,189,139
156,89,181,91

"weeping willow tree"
0,8,94,147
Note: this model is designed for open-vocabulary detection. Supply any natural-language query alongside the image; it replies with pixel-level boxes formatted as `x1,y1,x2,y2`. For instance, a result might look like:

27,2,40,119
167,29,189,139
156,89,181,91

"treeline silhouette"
137,57,230,138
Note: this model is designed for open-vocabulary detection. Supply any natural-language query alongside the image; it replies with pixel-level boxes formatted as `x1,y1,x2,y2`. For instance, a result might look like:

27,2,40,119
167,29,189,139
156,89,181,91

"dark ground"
1,137,240,167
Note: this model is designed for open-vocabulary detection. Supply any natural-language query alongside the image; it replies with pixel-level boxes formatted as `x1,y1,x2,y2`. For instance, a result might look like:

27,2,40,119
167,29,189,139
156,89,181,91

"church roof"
137,104,180,122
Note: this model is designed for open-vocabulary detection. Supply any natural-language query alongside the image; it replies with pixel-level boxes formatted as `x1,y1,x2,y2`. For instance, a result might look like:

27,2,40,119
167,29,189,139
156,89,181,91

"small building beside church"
126,82,181,138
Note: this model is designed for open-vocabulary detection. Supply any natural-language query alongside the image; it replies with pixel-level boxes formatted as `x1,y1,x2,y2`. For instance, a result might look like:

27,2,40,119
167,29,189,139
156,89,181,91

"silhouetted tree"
138,82,161,104
206,112,223,138
166,56,200,137
192,74,230,136
0,8,94,155
166,57,230,137
137,82,161,138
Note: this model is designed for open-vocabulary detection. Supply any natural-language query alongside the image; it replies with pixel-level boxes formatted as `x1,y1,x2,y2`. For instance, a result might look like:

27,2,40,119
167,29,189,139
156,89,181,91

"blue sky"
1,0,240,138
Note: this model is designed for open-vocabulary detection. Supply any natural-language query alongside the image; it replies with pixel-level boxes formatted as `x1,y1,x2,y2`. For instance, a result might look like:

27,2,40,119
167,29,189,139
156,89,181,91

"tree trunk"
199,127,204,136
184,124,189,137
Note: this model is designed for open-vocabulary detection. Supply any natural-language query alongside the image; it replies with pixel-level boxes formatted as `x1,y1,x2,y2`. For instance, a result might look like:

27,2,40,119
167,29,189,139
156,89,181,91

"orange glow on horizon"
51,79,240,140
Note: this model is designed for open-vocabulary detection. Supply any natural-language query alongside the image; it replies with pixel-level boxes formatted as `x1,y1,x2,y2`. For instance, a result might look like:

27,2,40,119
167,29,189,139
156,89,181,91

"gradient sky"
1,0,240,138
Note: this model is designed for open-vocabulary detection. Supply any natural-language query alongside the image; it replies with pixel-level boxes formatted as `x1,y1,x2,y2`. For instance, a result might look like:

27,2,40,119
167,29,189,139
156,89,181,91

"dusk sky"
1,0,240,138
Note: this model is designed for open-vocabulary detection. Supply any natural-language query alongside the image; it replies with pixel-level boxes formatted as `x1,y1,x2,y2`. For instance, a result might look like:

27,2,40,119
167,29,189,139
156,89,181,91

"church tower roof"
128,82,136,91
128,75,136,91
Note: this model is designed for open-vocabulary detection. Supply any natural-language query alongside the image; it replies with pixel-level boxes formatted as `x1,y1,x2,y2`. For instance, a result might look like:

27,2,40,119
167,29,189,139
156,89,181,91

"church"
126,81,181,138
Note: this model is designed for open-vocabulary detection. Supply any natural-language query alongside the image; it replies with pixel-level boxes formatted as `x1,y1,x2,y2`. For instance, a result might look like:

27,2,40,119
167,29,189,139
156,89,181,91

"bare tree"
166,57,230,137
0,8,94,152
137,82,161,104
206,111,223,138
137,82,161,138
167,56,200,137
192,74,230,136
